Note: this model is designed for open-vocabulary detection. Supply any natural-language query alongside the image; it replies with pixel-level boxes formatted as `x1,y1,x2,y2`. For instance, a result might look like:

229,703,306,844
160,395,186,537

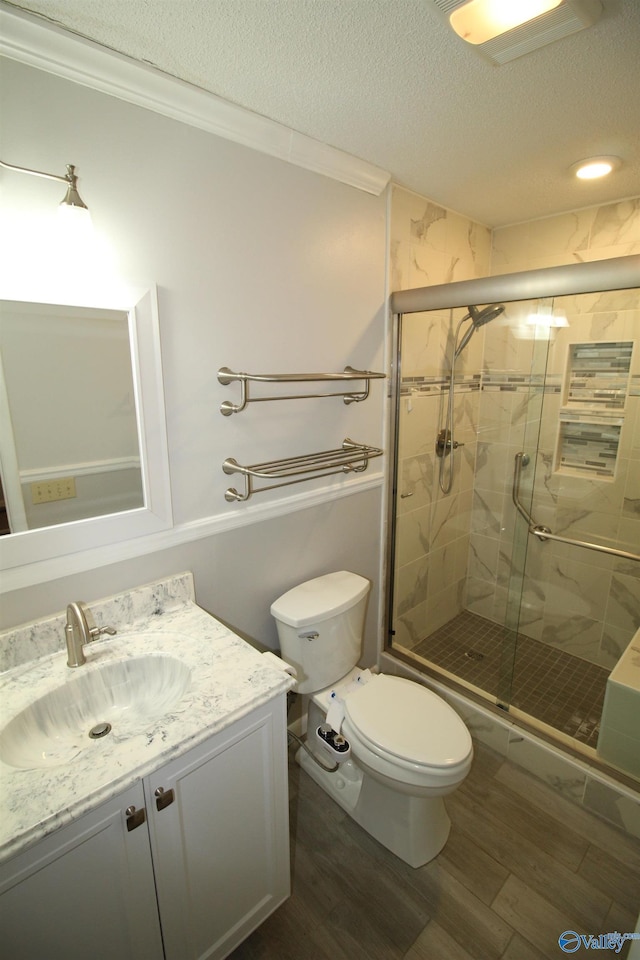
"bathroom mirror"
0,284,172,583
0,300,144,534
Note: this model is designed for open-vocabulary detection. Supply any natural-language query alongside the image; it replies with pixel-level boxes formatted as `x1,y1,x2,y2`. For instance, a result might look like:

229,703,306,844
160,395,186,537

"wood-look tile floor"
229,742,640,960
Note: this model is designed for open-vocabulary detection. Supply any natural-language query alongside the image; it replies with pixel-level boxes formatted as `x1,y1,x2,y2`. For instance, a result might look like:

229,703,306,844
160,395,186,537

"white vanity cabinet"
0,780,163,960
147,695,291,960
0,696,290,960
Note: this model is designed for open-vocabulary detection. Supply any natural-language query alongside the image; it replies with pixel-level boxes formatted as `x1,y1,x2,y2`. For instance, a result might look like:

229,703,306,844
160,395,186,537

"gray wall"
0,56,387,665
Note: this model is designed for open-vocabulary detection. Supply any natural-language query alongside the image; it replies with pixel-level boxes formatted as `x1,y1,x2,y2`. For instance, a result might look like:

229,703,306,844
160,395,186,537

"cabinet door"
146,698,290,960
0,783,164,960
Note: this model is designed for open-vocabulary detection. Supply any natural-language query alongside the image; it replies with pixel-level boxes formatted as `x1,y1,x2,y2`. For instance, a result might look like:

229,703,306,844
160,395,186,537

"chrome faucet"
65,601,117,667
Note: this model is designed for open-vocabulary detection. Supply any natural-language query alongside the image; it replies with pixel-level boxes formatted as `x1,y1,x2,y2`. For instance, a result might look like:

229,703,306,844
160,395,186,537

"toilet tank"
270,571,370,694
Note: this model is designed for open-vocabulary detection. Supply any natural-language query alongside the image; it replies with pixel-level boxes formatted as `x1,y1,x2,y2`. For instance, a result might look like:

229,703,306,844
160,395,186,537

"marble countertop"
0,580,295,864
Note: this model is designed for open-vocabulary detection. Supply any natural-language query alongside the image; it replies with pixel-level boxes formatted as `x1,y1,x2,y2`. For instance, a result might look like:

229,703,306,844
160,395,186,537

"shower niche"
554,340,634,480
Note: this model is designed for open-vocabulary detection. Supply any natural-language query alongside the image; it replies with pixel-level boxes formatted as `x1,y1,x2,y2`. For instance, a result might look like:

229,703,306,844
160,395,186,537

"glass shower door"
496,303,554,709
504,287,640,748
388,297,551,710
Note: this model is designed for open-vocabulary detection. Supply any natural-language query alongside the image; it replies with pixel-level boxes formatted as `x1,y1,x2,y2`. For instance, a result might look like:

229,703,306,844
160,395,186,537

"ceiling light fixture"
431,0,603,65
0,158,91,224
449,0,563,45
571,156,621,180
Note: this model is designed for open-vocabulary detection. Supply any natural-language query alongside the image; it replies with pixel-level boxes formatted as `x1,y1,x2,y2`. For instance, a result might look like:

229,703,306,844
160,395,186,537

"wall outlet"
31,477,77,504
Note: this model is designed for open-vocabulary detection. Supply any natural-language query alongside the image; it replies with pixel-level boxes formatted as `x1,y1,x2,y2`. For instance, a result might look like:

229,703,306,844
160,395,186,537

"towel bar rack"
222,438,383,502
217,366,385,415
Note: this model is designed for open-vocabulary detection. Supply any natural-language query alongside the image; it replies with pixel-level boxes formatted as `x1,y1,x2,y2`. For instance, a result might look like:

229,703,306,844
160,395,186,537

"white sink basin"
0,655,192,770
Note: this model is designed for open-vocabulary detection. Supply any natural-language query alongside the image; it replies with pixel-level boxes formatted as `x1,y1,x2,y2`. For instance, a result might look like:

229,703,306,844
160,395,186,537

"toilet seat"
343,675,472,773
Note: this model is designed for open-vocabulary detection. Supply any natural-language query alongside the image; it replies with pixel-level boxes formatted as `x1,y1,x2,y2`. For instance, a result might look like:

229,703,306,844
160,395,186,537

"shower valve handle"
436,429,464,457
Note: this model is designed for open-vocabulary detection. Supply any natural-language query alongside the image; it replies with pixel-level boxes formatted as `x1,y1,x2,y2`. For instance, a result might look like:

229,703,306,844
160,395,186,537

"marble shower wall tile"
394,554,429,617
492,198,640,274
390,184,492,643
394,503,432,568
606,574,640,633
391,185,491,298
589,198,640,249
397,451,436,516
401,309,449,378
397,391,441,460
426,577,466,634
582,777,640,839
506,731,587,804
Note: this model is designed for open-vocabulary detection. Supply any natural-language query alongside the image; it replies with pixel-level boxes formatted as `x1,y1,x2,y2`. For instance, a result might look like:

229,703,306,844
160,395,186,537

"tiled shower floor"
408,610,609,748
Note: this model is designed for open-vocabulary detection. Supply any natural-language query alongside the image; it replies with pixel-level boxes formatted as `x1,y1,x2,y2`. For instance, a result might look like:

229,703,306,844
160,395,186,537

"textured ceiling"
4,0,640,226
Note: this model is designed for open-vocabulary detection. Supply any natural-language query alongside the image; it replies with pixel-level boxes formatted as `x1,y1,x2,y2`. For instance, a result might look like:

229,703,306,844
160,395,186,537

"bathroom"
1,2,639,957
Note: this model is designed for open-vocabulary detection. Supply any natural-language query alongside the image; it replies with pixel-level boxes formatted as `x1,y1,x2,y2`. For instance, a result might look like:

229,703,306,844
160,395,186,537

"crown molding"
0,3,390,196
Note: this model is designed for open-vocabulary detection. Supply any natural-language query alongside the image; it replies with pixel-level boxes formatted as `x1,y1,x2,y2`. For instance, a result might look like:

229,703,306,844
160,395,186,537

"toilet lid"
344,675,471,767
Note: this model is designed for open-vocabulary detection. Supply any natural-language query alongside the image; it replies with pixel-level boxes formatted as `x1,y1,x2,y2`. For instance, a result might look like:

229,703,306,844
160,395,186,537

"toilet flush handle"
299,631,319,641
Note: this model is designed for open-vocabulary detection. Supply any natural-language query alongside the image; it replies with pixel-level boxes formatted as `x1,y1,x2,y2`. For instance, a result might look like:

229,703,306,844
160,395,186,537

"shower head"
454,303,505,357
468,303,505,327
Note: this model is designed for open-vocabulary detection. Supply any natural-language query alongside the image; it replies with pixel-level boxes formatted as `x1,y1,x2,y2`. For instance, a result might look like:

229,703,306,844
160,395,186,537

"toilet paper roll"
261,651,298,680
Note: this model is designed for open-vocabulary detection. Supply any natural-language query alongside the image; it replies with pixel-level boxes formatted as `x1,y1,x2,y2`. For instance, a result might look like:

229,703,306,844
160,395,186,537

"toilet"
271,570,473,868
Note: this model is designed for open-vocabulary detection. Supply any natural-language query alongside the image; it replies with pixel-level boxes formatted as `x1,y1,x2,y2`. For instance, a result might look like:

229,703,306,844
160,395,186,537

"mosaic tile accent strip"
405,610,608,748
400,374,480,396
400,371,562,396
481,371,561,395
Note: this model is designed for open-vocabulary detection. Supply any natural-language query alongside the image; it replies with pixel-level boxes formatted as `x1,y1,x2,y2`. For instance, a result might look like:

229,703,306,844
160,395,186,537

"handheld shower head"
469,303,505,327
441,301,506,494
454,303,505,356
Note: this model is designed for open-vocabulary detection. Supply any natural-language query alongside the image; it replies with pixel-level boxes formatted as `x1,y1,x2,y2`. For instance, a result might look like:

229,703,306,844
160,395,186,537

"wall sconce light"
0,158,91,225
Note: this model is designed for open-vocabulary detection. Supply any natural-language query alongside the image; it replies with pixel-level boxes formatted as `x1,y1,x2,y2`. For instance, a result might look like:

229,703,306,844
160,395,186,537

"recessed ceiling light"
449,0,563,45
571,156,622,180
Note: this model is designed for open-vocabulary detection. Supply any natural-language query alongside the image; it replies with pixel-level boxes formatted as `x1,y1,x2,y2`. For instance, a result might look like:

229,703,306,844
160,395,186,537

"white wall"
0,56,388,662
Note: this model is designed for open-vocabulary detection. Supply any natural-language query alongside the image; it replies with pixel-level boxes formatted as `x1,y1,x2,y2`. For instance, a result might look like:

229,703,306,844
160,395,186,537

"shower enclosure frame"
385,254,640,751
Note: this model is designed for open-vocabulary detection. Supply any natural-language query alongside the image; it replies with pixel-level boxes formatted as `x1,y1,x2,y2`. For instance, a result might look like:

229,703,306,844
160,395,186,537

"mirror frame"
0,284,172,585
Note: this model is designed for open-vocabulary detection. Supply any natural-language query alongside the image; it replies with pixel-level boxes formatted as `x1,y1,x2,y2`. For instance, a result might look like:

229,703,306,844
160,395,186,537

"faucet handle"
76,602,117,640
89,623,117,640
65,601,116,668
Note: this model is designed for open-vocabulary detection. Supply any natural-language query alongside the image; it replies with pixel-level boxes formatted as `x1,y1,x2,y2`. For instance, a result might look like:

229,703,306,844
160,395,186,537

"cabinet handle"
125,805,147,831
154,786,175,811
